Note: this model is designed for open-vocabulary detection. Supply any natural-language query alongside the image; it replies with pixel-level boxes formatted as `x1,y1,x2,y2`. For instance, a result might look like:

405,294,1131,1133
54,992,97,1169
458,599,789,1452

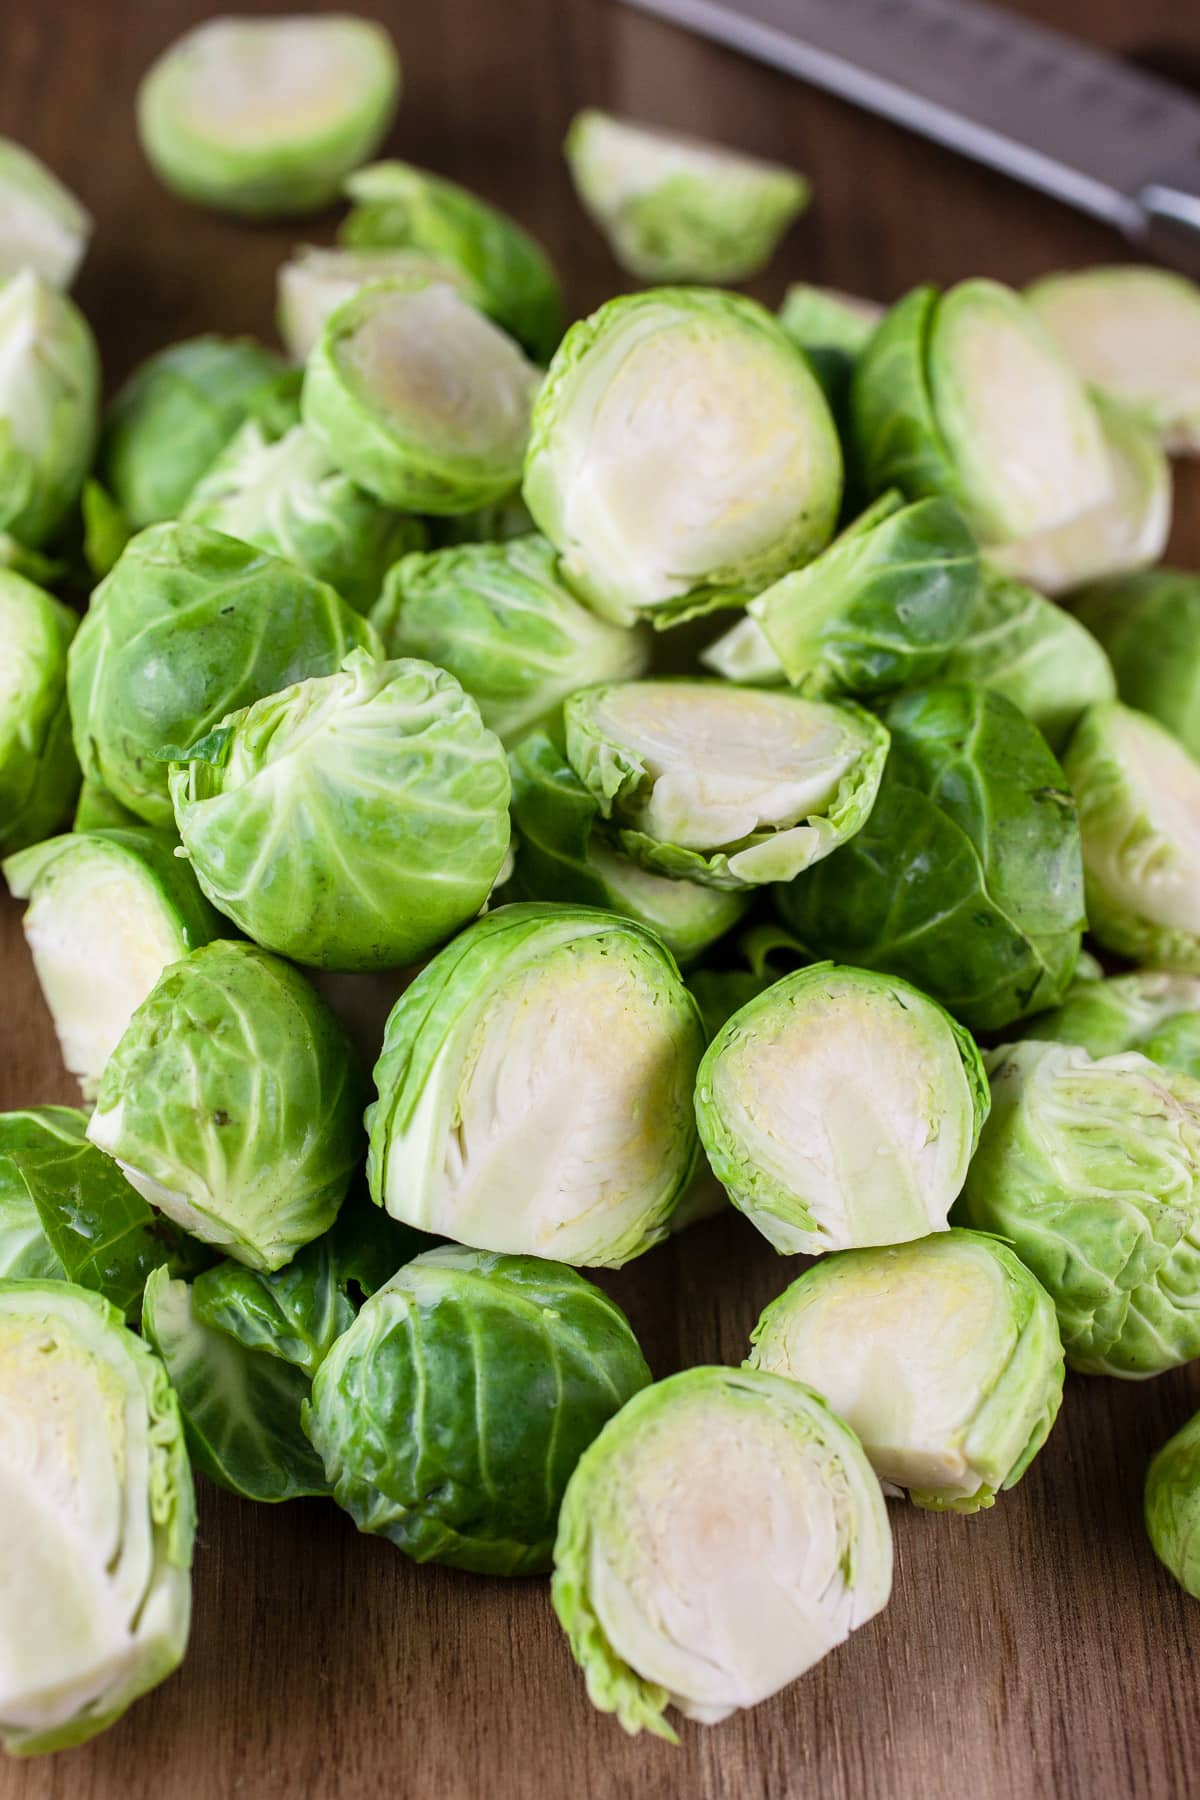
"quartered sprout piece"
0,270,98,549
366,904,705,1267
695,962,989,1254
960,1040,1200,1377
303,279,539,514
276,243,480,361
551,1366,892,1740
137,15,400,217
0,137,91,288
0,1281,193,1756
1146,1410,1200,1598
523,289,842,627
1063,700,1200,971
3,828,222,1100
305,1245,651,1574
1025,969,1200,1082
564,110,808,284
562,680,889,890
1070,569,1200,760
0,570,79,857
168,650,512,971
747,1230,1064,1510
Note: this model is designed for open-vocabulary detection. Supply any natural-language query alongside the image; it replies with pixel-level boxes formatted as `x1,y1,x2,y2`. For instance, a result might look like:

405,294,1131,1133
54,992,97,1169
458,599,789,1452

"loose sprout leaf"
1070,569,1200,761
0,1107,87,1282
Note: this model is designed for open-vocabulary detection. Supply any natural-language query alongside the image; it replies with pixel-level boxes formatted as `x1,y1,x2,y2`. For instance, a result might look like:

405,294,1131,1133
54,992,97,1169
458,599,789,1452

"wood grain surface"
4,2,1200,1795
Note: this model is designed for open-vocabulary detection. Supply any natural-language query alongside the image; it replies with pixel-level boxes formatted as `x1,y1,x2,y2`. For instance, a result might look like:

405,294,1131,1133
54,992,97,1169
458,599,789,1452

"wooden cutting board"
2,0,1199,1794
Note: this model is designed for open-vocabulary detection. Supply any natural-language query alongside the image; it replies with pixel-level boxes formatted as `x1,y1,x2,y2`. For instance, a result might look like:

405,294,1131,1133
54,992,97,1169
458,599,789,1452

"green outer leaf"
1070,569,1200,760
73,779,141,831
0,570,80,856
778,683,1085,1032
340,160,565,364
1024,970,1200,1081
66,521,379,826
304,1244,651,1573
142,1266,328,1503
0,1106,85,1280
1145,1409,1200,1598
852,286,960,512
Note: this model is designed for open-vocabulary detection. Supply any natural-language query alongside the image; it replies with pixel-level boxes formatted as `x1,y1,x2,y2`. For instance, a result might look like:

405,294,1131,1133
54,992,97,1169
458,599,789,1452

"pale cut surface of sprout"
694,964,987,1254
747,1231,1064,1510
1027,266,1200,455
0,138,91,289
550,1366,892,1739
276,244,475,361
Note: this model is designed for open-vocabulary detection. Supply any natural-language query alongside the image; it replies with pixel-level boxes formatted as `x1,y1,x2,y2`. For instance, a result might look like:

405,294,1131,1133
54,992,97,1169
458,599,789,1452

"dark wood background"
4,1,1200,1795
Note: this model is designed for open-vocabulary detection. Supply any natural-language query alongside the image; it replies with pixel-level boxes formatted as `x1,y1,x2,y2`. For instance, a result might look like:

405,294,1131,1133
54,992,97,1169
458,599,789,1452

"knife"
614,0,1200,271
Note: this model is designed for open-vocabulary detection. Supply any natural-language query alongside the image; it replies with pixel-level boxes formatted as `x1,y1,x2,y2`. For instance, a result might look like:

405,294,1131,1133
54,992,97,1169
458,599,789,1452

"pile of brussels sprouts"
6,8,1200,1758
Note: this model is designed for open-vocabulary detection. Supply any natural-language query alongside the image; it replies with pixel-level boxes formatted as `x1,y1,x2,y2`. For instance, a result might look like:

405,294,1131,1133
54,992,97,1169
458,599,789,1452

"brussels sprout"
1070,570,1200,759
340,160,564,364
303,279,539,515
696,962,988,1254
80,478,132,579
507,730,750,965
72,779,140,831
959,1040,1200,1376
68,522,378,825
743,493,979,698
367,904,704,1265
564,109,807,284
371,535,650,744
0,1107,83,1281
0,138,91,288
0,270,98,549
137,15,400,218
0,1280,193,1755
986,397,1170,596
183,415,421,611
938,575,1115,752
552,1365,892,1739
1025,969,1200,1081
699,613,786,687
88,941,366,1273
1063,701,1200,970
4,828,222,1098
277,243,481,361
304,1244,650,1573
778,284,882,362
0,570,79,855
778,684,1085,1032
1145,1411,1200,1598
169,650,511,970
853,279,1112,547
1027,266,1200,455
562,680,889,890
747,1230,1063,1510
523,289,842,627
100,336,285,529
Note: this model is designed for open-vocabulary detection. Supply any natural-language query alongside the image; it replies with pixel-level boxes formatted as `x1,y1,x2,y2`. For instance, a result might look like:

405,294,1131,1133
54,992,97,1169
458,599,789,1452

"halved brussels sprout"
523,289,842,627
137,15,400,218
1145,1410,1200,1598
0,138,91,288
778,684,1085,1032
303,279,539,514
367,904,704,1266
88,941,366,1273
3,828,222,1099
986,396,1170,595
747,1230,1063,1510
743,492,979,698
68,521,378,825
169,650,511,971
0,1108,83,1280
277,243,481,361
305,1245,651,1573
938,575,1115,752
0,570,79,855
564,110,807,284
507,730,749,966
0,1281,193,1755
552,1365,892,1740
184,414,421,611
959,1040,1200,1377
695,962,988,1254
1027,266,1200,455
0,270,98,549
1025,969,1200,1081
1070,570,1200,759
1063,701,1200,970
562,680,889,890
339,160,564,364
853,279,1112,547
371,535,650,745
